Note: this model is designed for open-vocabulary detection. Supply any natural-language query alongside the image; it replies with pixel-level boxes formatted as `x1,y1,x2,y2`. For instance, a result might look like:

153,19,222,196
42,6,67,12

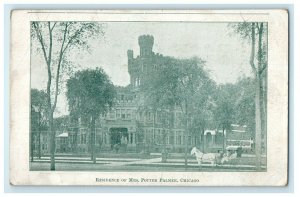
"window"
121,109,126,119
116,109,121,118
170,136,174,145
147,112,151,121
81,134,86,144
130,133,133,144
178,135,181,145
176,132,182,145
72,134,76,143
176,112,182,127
109,110,115,118
126,109,131,119
152,129,155,141
166,136,170,144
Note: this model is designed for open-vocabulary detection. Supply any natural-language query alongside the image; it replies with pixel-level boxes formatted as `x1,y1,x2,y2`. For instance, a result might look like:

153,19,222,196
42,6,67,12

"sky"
31,22,252,116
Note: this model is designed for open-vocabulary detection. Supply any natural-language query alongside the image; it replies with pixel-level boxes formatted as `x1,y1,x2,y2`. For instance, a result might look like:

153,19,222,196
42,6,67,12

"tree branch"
51,23,68,113
50,22,57,31
259,64,267,75
249,22,257,74
257,23,267,75
32,22,49,65
33,22,53,114
47,22,53,75
62,24,87,54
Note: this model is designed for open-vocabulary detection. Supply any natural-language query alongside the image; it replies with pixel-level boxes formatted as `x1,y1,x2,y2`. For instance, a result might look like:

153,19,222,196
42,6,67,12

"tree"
66,68,116,163
31,21,104,170
141,57,182,162
233,77,256,138
176,57,211,168
190,76,216,153
142,56,210,167
211,78,255,152
229,22,267,169
213,84,236,152
31,89,48,160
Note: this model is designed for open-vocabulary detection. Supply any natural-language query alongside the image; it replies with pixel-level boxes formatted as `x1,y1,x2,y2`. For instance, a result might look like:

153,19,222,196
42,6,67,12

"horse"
190,147,218,167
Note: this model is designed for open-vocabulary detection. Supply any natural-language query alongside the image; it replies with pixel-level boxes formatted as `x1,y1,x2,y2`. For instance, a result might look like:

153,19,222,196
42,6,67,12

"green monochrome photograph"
30,21,267,172
9,10,288,186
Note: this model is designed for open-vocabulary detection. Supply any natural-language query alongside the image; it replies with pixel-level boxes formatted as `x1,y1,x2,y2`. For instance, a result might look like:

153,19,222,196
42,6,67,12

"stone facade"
66,35,222,154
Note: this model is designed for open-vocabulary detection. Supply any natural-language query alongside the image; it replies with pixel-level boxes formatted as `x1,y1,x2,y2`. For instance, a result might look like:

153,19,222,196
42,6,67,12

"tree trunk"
261,75,267,154
49,114,56,171
259,76,267,154
162,129,167,163
74,129,78,153
201,128,205,153
38,131,41,159
257,23,267,155
255,75,262,170
222,125,225,153
184,99,188,168
90,116,96,164
49,23,66,170
38,109,41,158
249,22,262,170
30,132,34,162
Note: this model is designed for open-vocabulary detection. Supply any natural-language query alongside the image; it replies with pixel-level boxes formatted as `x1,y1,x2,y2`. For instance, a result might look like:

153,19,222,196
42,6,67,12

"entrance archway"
109,128,128,149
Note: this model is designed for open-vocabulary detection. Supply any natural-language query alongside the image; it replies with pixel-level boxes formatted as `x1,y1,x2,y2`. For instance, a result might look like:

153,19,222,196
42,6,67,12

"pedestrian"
114,143,120,153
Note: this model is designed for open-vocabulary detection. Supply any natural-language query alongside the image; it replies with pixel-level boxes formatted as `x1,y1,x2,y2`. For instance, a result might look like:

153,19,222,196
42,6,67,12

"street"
30,154,266,172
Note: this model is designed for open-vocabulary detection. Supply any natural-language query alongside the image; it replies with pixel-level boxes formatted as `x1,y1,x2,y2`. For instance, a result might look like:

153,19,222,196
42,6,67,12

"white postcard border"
10,10,288,186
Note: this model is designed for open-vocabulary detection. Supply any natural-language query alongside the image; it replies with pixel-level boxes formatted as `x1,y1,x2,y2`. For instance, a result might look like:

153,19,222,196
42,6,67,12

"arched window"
206,133,212,146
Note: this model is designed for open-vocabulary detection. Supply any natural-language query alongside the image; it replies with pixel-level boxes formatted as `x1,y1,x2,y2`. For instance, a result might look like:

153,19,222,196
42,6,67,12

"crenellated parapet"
138,35,154,57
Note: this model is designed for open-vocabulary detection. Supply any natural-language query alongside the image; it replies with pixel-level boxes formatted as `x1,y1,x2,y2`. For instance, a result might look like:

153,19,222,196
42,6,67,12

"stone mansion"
31,35,250,156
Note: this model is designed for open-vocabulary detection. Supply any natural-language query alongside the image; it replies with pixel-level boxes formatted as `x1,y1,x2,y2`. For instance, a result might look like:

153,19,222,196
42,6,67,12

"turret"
127,49,134,65
138,35,154,57
127,49,133,60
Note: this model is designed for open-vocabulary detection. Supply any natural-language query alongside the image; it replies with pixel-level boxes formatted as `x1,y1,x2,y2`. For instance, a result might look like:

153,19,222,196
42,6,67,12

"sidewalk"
32,156,266,170
105,158,161,167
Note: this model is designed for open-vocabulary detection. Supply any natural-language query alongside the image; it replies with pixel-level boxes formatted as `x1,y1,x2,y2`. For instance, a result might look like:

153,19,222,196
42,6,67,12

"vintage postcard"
10,10,288,186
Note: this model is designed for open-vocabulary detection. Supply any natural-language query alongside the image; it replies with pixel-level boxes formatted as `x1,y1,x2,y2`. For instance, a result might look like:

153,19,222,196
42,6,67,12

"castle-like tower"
127,35,156,88
138,35,154,57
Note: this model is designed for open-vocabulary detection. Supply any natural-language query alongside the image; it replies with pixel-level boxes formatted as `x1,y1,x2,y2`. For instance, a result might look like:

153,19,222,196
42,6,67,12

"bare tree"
31,22,104,170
